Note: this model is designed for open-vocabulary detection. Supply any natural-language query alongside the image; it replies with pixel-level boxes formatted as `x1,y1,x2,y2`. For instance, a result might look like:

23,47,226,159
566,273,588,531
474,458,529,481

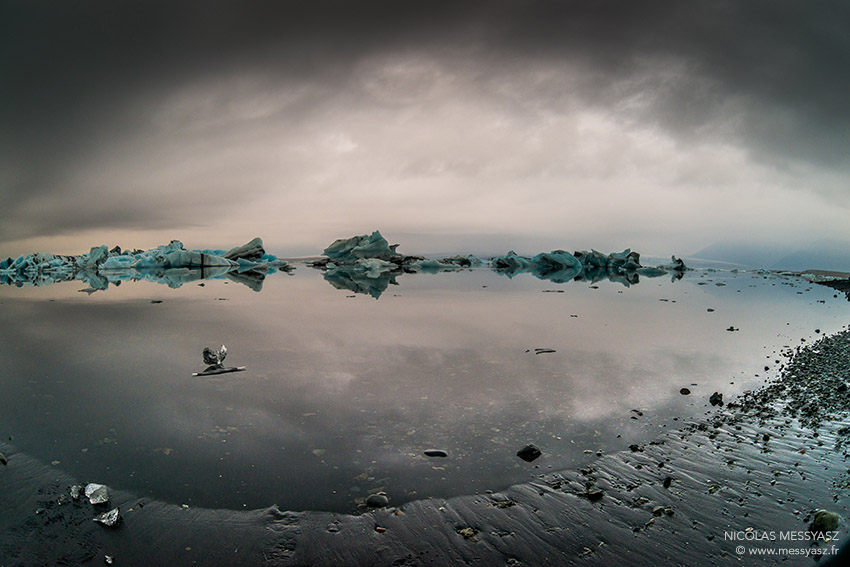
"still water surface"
0,267,846,513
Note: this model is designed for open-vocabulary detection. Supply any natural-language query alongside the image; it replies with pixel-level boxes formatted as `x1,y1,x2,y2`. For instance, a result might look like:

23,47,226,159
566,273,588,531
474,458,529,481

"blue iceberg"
490,248,685,286
0,238,292,290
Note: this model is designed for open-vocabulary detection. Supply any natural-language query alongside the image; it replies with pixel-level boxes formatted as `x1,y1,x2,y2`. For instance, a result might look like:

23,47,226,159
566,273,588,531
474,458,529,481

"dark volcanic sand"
3,328,850,566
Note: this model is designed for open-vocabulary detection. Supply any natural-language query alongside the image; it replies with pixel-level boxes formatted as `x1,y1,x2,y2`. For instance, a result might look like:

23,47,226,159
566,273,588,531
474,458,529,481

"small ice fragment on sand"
93,507,120,527
85,483,109,505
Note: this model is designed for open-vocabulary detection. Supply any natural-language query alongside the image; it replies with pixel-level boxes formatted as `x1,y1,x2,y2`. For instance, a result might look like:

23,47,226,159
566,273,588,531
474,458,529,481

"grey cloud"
1,0,848,245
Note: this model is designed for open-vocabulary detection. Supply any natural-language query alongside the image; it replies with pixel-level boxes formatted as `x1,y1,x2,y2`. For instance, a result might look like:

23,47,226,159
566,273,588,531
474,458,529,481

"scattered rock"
709,392,724,407
365,493,389,508
424,449,448,458
663,476,673,489
809,509,839,535
70,485,82,500
726,326,739,332
0,451,7,465
516,444,542,462
679,388,691,395
104,555,114,565
457,527,478,540
150,299,163,304
579,489,604,502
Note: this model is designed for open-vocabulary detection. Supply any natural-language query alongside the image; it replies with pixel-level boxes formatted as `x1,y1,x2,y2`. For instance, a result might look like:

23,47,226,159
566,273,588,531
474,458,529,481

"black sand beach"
3,304,849,566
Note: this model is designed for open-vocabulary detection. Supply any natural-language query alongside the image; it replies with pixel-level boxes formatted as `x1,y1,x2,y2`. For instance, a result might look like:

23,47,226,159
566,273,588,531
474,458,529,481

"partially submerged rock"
809,509,839,536
195,344,245,376
516,444,542,462
424,449,448,458
365,493,389,508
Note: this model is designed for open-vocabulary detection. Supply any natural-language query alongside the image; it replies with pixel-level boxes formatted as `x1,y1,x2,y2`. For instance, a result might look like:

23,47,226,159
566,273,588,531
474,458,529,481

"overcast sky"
2,0,848,258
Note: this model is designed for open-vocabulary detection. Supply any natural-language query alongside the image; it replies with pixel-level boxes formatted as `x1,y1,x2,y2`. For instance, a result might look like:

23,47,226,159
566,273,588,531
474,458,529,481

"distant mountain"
690,242,789,269
771,239,850,272
691,239,850,272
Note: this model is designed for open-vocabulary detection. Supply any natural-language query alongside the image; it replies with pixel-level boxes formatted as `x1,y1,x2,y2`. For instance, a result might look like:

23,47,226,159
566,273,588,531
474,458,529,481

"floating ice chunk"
532,250,581,271
163,250,236,269
439,255,482,268
530,250,582,282
195,344,246,376
637,267,668,278
85,483,109,505
490,251,533,275
323,231,402,263
74,245,109,270
354,258,397,277
93,507,120,527
411,259,461,273
100,255,135,270
323,268,398,299
224,237,265,261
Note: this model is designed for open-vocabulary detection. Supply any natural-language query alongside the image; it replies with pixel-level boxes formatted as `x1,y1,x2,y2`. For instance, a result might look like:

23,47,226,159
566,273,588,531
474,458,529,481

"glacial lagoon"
1,255,849,565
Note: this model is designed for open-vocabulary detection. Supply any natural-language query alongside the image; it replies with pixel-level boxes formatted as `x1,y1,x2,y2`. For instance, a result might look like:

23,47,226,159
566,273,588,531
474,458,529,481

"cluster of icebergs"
308,231,686,298
0,237,292,291
1,231,686,297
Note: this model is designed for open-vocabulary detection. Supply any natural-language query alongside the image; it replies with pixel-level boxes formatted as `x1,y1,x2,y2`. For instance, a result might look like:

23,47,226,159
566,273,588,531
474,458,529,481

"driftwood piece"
192,366,246,377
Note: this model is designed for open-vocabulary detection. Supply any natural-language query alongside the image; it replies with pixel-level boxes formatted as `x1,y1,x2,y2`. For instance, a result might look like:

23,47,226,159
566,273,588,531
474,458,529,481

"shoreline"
2,321,849,565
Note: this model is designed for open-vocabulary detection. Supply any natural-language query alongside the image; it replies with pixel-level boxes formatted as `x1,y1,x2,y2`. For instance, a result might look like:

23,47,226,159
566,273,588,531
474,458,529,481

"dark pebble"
709,392,724,406
580,489,604,502
516,444,542,462
680,388,691,395
365,493,389,508
663,476,673,489
424,449,448,458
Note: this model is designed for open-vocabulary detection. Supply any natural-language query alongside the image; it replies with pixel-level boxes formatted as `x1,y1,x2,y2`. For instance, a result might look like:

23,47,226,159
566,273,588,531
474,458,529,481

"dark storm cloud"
1,0,848,243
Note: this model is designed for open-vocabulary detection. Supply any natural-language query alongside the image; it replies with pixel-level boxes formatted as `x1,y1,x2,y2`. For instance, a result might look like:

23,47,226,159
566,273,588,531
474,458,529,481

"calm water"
0,266,846,513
